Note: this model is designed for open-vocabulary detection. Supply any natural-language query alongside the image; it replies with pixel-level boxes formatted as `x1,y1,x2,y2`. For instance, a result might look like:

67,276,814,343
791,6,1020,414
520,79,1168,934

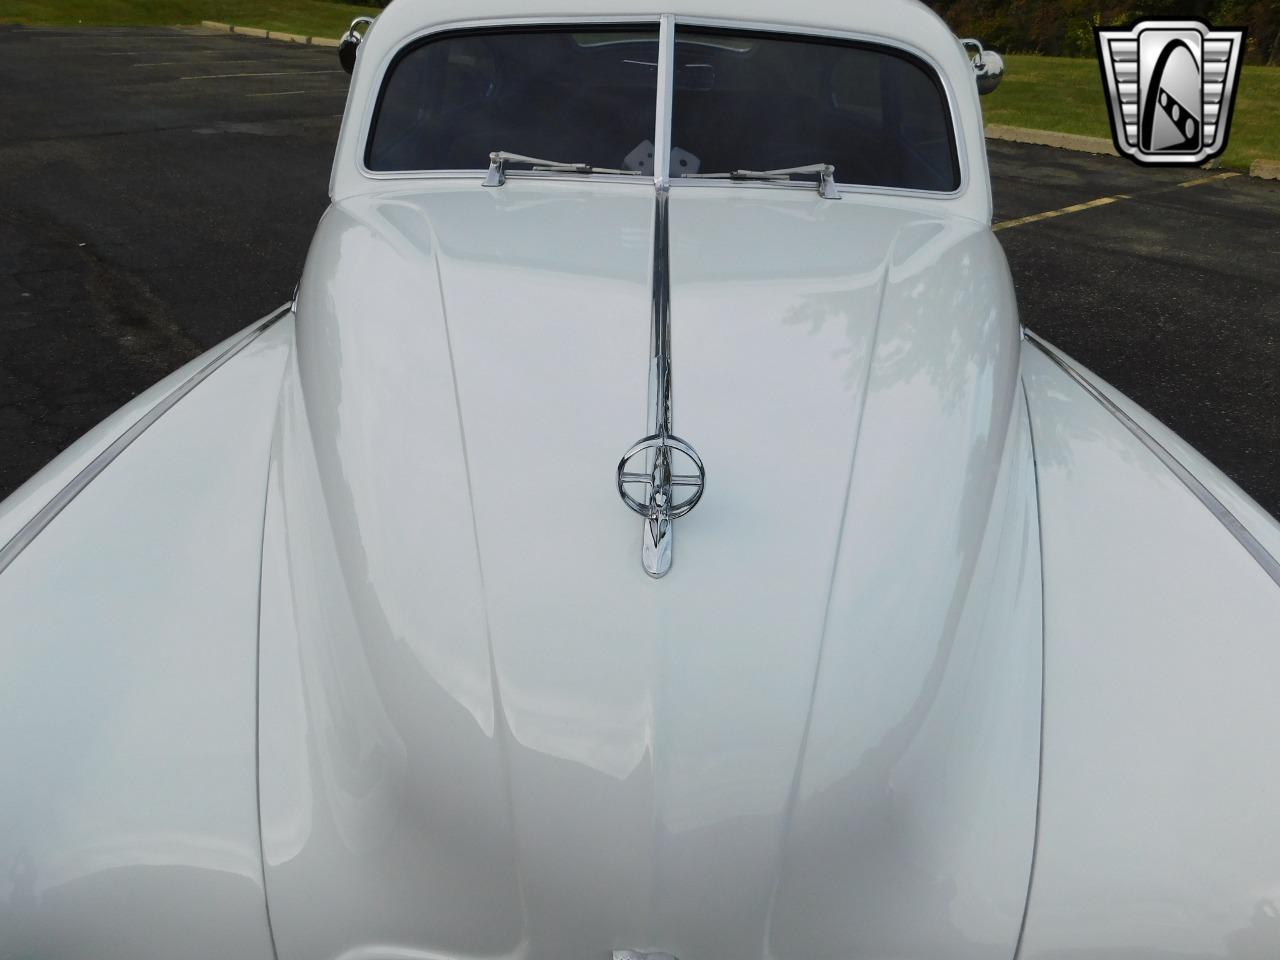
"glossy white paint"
1030,336,1280,569
1019,343,1280,959
0,316,293,958
330,0,992,223
5,1,1279,956
0,317,281,552
254,179,1040,959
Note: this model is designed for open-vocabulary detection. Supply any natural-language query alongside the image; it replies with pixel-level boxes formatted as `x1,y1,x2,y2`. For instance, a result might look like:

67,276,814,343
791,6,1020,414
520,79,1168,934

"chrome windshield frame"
355,13,969,202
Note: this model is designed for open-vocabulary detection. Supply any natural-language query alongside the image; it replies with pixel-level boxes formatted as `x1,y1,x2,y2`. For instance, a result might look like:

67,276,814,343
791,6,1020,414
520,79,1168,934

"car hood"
257,181,1042,960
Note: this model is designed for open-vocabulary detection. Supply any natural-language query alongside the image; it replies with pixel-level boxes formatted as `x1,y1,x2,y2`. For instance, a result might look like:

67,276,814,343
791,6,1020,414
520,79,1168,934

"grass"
982,54,1280,170
1,0,382,39
3,5,1277,167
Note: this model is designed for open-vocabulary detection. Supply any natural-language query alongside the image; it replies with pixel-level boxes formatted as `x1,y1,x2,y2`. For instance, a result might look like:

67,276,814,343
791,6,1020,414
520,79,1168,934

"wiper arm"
684,162,840,199
483,151,644,187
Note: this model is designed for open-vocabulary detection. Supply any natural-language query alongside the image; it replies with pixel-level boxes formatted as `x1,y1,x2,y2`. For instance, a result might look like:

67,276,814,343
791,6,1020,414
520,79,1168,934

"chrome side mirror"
960,38,1005,95
338,17,375,75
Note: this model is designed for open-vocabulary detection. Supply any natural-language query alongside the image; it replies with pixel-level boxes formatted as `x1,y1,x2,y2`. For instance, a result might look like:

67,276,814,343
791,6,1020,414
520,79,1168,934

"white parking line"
179,69,339,80
246,89,311,98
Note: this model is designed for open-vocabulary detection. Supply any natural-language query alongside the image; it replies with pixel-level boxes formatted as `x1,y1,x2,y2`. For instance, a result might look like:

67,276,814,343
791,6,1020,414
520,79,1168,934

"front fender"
0,309,293,960
1020,335,1280,957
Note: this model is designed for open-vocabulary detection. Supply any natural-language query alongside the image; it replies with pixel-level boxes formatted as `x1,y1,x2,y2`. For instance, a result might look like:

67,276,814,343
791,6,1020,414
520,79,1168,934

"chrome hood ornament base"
617,431,705,577
616,185,705,578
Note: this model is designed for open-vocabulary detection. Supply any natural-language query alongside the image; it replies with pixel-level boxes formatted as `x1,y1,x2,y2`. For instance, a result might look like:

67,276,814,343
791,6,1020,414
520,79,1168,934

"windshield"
365,24,960,193
366,26,660,173
670,28,959,192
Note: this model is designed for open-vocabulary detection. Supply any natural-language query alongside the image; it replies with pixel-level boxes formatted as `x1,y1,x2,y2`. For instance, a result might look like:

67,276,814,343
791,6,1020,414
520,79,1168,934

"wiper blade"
483,151,644,187
684,162,840,199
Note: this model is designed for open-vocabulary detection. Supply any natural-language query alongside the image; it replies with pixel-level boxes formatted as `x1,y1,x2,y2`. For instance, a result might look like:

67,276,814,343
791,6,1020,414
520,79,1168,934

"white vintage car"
3,1,1279,958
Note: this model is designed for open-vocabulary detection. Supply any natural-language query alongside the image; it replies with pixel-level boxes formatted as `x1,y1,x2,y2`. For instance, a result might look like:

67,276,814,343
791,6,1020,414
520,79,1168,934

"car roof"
361,0,953,52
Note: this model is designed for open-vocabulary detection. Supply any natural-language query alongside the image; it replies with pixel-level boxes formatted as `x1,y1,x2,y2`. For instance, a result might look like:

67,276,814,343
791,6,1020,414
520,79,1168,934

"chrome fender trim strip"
1025,330,1280,590
0,304,291,577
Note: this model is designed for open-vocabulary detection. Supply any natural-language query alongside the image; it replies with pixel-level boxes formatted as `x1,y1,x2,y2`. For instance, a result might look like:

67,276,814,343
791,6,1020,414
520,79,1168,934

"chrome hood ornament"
616,186,705,578
616,431,705,578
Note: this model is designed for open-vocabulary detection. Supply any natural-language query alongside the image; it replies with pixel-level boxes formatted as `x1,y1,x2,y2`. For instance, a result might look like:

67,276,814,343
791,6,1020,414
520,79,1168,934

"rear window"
670,27,960,192
366,26,660,172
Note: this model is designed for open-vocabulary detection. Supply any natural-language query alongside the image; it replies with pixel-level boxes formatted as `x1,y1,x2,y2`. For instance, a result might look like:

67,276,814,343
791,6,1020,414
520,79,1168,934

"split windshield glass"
366,26,660,173
366,23,960,193
669,27,960,192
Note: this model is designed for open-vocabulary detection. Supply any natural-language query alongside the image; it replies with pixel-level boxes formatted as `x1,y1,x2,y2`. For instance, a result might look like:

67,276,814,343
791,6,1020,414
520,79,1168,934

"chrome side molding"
616,187,706,578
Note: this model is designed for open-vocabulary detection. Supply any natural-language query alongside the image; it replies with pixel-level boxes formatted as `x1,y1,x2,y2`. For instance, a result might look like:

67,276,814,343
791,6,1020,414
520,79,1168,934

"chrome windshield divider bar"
653,14,675,188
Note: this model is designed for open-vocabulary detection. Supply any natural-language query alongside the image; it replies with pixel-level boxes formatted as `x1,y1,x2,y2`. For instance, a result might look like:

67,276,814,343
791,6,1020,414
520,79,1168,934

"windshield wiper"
483,151,644,187
684,162,840,199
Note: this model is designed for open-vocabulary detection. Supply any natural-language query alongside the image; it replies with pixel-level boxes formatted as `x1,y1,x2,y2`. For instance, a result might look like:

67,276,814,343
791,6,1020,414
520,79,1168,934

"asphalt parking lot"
2,26,1278,519
989,141,1280,520
0,25,345,500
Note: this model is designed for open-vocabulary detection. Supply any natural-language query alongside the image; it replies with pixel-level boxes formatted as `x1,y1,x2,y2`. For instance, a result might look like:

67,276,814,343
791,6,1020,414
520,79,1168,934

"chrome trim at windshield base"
0,304,290,578
1025,331,1280,590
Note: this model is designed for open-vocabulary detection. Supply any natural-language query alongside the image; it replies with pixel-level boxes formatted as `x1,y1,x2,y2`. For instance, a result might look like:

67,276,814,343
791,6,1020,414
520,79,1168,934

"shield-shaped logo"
1095,19,1246,166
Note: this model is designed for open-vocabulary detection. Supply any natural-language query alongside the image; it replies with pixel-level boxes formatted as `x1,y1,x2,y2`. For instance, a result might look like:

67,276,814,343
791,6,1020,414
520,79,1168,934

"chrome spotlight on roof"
338,16,375,75
960,38,1005,95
